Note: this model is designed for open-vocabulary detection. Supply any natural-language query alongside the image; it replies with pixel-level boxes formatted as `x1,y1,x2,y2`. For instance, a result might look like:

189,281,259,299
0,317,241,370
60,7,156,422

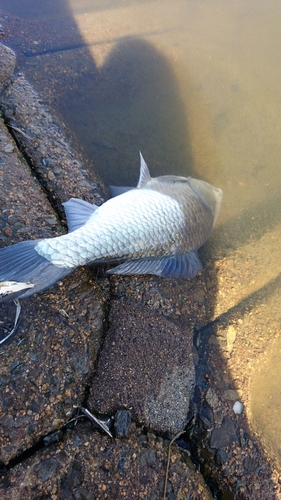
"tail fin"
0,239,70,302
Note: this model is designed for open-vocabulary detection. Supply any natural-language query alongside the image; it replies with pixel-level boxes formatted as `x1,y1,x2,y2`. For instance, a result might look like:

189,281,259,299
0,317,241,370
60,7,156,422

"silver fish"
0,153,222,301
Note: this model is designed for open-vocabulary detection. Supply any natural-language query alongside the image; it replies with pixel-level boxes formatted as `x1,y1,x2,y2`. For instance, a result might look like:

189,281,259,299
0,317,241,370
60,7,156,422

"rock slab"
89,299,195,435
0,423,213,500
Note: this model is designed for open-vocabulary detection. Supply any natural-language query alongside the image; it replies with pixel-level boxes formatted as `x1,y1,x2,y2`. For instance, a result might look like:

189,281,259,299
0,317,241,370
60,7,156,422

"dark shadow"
65,36,195,187
1,0,194,187
0,1,279,498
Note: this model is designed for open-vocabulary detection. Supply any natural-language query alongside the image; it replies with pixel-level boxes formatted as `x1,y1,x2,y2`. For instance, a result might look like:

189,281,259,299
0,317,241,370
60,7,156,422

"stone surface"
89,299,196,436
0,74,107,219
0,270,106,465
0,423,213,500
0,44,15,89
0,114,106,465
114,409,132,438
209,417,238,449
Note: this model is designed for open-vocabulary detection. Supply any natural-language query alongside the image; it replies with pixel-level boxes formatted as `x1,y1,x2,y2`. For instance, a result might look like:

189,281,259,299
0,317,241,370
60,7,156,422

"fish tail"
0,239,70,302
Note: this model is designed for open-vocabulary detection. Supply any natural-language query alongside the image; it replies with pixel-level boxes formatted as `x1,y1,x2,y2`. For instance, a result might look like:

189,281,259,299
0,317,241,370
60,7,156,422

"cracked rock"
0,423,213,500
0,114,106,465
89,299,196,435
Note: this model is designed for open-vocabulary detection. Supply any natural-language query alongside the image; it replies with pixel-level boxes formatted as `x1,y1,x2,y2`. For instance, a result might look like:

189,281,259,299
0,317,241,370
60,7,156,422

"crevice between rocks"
2,114,68,227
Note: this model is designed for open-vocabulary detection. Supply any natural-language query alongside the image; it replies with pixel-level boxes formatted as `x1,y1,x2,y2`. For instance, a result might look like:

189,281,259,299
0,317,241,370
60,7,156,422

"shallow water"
1,0,281,470
250,342,281,463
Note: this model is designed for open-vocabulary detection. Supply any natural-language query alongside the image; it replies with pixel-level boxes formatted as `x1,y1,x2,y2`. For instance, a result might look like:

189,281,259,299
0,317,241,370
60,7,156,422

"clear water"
1,0,281,467
251,344,281,463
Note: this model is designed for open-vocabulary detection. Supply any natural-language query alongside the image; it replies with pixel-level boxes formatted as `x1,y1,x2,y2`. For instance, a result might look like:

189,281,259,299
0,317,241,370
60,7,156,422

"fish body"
0,153,222,301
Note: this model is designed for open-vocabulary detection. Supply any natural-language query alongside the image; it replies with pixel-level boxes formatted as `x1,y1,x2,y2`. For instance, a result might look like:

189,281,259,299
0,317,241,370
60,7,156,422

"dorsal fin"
62,198,98,232
137,152,151,188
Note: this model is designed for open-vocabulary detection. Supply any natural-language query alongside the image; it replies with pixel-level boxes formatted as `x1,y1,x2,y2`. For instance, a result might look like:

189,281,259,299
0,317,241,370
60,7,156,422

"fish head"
188,178,223,225
145,174,222,225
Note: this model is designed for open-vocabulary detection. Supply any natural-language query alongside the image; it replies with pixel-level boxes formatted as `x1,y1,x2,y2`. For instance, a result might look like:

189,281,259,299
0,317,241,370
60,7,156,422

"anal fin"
107,251,202,279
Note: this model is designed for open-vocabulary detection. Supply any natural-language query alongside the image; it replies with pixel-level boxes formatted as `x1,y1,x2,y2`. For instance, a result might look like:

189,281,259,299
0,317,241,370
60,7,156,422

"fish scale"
36,188,184,268
0,153,222,304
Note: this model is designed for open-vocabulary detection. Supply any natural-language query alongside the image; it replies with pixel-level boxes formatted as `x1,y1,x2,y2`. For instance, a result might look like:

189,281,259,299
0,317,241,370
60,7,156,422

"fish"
0,153,222,302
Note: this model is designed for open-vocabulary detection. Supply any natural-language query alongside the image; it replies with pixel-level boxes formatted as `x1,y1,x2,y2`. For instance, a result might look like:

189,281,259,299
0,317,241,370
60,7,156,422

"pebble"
114,409,132,438
233,401,244,415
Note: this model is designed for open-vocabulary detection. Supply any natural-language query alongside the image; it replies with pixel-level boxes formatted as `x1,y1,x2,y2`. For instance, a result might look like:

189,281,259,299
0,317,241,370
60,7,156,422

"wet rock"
214,449,228,466
0,423,213,500
59,459,84,494
0,115,61,243
0,44,15,90
33,457,61,482
114,409,132,438
144,365,194,434
110,273,208,330
223,389,241,401
210,417,238,449
0,117,106,464
0,272,105,466
3,143,14,153
200,405,214,430
205,388,220,410
89,299,195,435
0,74,107,219
43,430,63,447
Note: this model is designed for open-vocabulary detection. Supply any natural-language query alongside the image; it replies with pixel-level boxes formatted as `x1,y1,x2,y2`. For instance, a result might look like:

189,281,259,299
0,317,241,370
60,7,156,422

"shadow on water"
43,35,194,187
66,37,195,186
2,0,194,187
46,40,194,186
0,0,279,496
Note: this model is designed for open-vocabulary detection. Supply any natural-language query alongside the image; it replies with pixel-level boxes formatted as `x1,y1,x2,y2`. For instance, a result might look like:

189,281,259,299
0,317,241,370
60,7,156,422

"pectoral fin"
107,251,202,278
